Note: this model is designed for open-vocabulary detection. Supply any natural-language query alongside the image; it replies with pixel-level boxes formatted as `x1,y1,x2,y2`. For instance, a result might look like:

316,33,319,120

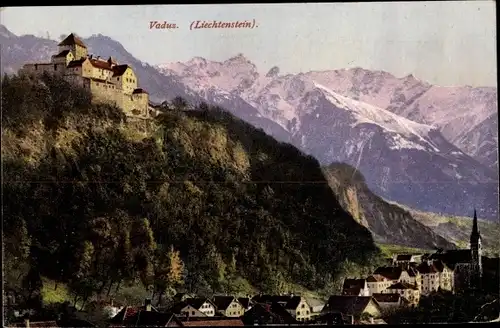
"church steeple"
470,208,482,288
470,208,481,244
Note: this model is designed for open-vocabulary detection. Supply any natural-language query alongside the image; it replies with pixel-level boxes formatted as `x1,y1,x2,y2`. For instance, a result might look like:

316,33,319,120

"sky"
1,2,497,87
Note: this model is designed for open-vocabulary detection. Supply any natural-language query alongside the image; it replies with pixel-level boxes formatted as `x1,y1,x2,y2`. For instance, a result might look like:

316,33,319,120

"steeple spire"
472,208,479,236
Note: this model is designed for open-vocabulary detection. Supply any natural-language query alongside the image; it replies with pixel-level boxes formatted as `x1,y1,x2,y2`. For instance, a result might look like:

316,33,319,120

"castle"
19,33,151,118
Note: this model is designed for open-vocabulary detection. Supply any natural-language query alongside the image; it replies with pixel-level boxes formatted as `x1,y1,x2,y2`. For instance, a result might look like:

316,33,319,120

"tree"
153,245,184,305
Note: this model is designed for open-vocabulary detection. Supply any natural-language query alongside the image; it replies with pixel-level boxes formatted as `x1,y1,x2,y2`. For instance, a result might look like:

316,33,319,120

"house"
252,295,312,322
321,296,382,321
19,33,150,119
373,266,411,284
236,297,254,312
212,296,245,317
109,299,160,327
169,302,205,318
383,282,420,307
372,293,408,312
342,278,370,296
304,297,325,319
309,312,353,325
109,310,183,327
359,318,388,325
241,303,296,326
366,274,392,295
407,265,422,291
181,298,217,317
392,254,423,268
179,317,244,327
416,259,454,295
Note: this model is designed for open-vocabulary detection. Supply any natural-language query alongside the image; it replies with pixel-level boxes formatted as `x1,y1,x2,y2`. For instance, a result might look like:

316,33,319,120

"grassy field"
376,243,433,258
391,203,500,256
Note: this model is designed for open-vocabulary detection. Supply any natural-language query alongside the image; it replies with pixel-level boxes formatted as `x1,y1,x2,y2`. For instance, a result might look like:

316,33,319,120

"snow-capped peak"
312,82,441,152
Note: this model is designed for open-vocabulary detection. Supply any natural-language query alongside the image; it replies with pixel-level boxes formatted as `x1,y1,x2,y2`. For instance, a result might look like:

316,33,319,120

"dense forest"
2,73,385,311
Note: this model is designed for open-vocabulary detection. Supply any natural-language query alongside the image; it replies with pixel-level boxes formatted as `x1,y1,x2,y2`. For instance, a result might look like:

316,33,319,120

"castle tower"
469,208,483,288
58,33,88,60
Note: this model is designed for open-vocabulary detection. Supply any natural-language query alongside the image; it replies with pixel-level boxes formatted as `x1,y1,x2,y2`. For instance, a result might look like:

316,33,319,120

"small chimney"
24,318,29,328
145,298,152,311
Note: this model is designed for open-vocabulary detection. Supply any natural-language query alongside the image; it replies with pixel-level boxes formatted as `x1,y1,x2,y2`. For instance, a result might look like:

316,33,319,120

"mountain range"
157,56,498,220
0,25,497,222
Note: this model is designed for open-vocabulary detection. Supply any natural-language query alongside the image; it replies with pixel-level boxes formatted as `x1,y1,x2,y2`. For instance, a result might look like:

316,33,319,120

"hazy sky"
1,2,497,86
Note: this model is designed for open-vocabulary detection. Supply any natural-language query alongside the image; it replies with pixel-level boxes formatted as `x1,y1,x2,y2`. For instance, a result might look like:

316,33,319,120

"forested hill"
2,73,383,307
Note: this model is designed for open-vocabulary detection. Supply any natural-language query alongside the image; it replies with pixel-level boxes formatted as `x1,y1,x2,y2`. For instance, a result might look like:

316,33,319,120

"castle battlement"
19,33,151,118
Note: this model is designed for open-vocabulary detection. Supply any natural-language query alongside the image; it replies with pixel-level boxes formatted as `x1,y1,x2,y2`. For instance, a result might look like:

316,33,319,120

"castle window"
54,64,57,71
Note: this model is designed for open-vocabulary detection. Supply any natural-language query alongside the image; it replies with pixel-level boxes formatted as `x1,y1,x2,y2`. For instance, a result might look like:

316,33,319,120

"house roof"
212,296,238,311
373,266,405,280
66,59,87,68
342,279,366,296
416,260,448,274
243,303,296,324
185,298,215,310
429,250,472,268
237,297,252,309
109,305,159,324
133,88,148,94
53,50,71,58
251,295,304,310
89,58,113,71
112,64,131,77
181,318,244,327
58,33,87,48
323,296,380,316
395,254,413,261
372,293,402,303
387,282,418,290
134,310,182,327
407,266,420,277
366,274,387,282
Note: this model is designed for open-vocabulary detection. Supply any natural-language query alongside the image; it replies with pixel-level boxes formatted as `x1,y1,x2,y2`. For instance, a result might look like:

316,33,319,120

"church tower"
469,208,482,288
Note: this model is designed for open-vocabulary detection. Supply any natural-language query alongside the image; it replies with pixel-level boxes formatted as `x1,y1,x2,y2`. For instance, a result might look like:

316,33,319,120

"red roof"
182,319,244,326
112,65,131,77
52,50,70,58
66,59,87,68
132,88,148,95
89,58,113,71
58,33,87,48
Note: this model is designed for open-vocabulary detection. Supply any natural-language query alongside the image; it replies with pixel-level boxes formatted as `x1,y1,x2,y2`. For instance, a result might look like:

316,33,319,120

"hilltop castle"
19,33,151,118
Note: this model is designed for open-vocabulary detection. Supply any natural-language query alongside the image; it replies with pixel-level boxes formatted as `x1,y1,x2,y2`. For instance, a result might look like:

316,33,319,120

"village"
6,32,499,328
7,210,498,327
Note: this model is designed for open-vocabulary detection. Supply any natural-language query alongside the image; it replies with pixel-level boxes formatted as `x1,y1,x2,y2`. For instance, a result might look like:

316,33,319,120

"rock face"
323,163,456,250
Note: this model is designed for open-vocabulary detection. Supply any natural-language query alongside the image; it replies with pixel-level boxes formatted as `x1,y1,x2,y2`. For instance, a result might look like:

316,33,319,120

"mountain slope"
2,73,383,301
323,163,455,250
159,57,498,220
306,68,498,170
401,205,500,257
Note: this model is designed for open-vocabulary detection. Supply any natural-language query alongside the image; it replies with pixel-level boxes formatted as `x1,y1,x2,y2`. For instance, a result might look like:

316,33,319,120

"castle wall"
19,63,64,76
89,79,122,108
121,92,149,117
